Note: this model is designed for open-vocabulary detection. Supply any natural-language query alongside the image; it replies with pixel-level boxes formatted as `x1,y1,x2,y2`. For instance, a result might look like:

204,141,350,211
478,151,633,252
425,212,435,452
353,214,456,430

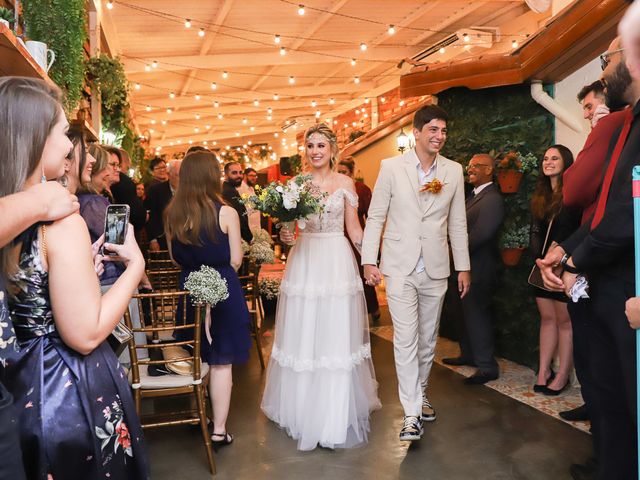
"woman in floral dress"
0,77,149,479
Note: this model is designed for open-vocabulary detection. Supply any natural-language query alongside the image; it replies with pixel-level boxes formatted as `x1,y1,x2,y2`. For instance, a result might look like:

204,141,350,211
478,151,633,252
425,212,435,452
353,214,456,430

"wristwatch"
560,253,579,274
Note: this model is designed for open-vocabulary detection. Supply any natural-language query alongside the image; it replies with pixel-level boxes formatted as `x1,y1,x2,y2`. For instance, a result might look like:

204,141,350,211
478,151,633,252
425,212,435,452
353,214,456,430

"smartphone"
102,204,130,255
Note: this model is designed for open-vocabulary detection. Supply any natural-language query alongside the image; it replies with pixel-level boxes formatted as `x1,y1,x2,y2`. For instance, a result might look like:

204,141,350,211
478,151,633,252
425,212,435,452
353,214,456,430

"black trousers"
0,382,26,480
589,273,637,480
567,299,599,450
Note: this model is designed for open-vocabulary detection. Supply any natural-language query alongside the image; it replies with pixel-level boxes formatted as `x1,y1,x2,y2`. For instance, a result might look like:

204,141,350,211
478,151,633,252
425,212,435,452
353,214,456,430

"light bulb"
222,71,228,79
463,33,469,43
217,113,223,119
242,118,248,124
150,119,156,124
152,60,158,68
195,114,200,120
205,124,211,129
512,39,518,48
161,120,167,125
135,83,141,90
388,25,396,35
214,101,219,108
145,105,151,112
211,82,217,90
194,127,200,133
273,94,279,100
250,126,255,131
253,99,259,107
267,115,272,121
351,58,356,66
274,34,281,44
311,100,316,107
106,1,113,9
354,76,360,84
169,92,175,99
289,76,295,84
195,94,200,100
198,28,205,37
298,4,305,15
364,97,369,104
380,96,385,103
166,108,172,114
145,64,151,72
399,100,405,107
184,19,191,28
315,110,321,118
439,47,445,54
329,98,335,105
280,47,286,56
360,42,367,51
267,107,272,114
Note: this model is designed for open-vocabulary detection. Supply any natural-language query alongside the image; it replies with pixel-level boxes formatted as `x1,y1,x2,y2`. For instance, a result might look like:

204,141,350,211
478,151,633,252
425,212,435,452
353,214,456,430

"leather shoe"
464,372,499,385
443,357,475,367
559,404,589,422
542,379,570,396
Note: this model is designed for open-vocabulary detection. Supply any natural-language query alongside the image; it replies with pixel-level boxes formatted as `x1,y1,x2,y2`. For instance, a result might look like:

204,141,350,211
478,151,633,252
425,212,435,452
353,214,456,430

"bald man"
444,154,504,384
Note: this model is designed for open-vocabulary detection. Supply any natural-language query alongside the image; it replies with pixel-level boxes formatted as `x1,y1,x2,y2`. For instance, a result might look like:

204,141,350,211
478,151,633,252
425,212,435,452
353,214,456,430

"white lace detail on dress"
304,188,359,234
270,343,372,372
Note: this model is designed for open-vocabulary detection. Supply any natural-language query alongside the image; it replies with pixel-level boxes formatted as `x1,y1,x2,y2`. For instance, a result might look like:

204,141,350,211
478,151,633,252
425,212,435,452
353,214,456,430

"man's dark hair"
338,159,355,174
149,157,165,171
186,145,209,155
244,167,257,175
577,80,605,102
413,105,448,131
224,161,241,175
102,145,122,163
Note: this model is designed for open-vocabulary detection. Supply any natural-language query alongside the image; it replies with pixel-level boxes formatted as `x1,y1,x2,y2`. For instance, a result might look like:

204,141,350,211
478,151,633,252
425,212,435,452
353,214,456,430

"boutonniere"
420,178,444,194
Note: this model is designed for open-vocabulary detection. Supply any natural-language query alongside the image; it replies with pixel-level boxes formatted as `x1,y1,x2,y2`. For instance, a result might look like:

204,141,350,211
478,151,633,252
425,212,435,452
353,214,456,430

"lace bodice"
303,188,359,234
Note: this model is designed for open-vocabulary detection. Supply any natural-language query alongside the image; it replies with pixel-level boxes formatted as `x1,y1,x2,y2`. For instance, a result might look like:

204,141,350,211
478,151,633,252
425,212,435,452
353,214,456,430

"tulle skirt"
261,232,381,451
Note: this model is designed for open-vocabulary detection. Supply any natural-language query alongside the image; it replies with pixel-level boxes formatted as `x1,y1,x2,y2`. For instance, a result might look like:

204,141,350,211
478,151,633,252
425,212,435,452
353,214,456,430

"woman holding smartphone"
0,77,149,478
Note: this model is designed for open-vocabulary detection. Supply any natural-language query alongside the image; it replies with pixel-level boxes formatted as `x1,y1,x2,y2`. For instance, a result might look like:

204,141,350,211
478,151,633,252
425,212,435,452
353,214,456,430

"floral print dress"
2,225,149,480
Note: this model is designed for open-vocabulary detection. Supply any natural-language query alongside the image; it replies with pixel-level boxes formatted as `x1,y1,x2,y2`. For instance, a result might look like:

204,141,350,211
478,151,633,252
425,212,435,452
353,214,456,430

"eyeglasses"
108,161,120,170
466,164,492,171
599,48,624,70
153,165,167,171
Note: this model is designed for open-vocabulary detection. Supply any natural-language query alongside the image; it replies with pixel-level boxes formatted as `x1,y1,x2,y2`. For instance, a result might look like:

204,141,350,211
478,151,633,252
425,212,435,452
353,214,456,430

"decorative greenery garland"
85,54,130,133
22,0,87,112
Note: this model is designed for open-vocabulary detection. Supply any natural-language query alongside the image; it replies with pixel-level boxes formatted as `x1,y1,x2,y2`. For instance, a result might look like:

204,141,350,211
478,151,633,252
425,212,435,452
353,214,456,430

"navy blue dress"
171,204,251,365
3,224,148,480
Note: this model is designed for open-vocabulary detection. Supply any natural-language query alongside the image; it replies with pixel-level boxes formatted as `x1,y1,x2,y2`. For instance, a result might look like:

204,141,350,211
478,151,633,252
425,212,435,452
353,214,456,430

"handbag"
527,217,554,291
107,320,133,357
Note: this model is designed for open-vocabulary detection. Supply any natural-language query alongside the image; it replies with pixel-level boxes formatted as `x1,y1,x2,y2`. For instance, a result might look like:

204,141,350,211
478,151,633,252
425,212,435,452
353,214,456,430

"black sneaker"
399,416,423,441
422,396,436,422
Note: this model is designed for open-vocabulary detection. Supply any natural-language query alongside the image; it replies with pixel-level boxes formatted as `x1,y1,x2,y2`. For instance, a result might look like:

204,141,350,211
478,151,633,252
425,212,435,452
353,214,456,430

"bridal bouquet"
240,174,326,230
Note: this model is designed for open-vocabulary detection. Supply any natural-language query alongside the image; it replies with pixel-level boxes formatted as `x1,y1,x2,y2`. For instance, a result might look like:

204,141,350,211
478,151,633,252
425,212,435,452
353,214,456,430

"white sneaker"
399,415,423,441
422,397,436,422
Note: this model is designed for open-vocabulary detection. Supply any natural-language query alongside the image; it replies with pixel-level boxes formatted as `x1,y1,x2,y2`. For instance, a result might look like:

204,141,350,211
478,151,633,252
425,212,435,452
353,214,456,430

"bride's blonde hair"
303,123,339,170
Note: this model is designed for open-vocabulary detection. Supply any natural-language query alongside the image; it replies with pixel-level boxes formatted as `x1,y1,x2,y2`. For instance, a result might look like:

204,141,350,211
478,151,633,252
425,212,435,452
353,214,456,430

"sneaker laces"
403,416,419,429
422,397,432,409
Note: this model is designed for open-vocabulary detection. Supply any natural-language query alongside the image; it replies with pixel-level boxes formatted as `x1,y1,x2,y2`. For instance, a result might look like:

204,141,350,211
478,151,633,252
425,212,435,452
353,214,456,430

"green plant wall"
437,84,554,368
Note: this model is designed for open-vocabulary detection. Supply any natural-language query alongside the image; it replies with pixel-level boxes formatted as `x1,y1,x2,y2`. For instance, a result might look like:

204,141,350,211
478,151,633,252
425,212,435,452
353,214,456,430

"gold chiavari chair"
124,291,216,475
146,249,175,271
146,267,182,292
237,257,266,370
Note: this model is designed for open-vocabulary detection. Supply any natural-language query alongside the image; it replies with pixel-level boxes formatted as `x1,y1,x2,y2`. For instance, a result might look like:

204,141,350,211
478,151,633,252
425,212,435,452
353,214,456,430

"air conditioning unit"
411,28,496,63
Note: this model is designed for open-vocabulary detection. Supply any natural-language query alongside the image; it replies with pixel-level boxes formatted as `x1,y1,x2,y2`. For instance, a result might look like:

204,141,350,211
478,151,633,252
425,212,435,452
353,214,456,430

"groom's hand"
363,264,382,286
458,271,471,299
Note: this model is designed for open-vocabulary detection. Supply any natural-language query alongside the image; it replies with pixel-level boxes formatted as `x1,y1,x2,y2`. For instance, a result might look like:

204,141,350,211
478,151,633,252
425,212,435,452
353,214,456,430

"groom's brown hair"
413,105,448,131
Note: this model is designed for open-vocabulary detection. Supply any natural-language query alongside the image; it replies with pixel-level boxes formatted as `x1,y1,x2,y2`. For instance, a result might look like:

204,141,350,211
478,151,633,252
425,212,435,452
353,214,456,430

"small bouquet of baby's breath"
241,239,251,255
251,228,274,245
259,277,281,300
249,242,276,265
184,266,229,344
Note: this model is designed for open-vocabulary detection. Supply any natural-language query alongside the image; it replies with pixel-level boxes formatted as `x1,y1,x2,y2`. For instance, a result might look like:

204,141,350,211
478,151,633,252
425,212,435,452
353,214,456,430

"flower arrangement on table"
184,265,229,344
240,174,326,231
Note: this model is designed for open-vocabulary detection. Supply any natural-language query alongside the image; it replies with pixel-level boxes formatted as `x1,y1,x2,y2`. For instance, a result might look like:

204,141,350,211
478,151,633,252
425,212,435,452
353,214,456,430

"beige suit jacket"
361,150,470,279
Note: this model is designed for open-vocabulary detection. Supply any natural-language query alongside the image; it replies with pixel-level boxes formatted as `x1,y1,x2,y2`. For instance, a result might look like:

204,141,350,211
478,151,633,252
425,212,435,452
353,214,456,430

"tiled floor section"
369,325,591,434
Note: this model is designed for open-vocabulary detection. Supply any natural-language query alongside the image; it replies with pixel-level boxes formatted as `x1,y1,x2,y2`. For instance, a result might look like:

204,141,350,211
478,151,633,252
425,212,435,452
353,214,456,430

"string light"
184,18,191,28
211,82,217,89
388,25,396,35
364,97,369,104
242,118,248,124
354,76,360,84
166,108,172,114
250,126,255,131
213,101,220,108
134,83,141,90
274,34,281,44
462,32,469,42
106,1,113,9
217,113,223,119
399,100,405,106
512,39,518,48
222,71,229,79
205,124,211,129
439,47,445,54
280,46,286,56
289,76,295,84
380,96,386,103
195,113,200,120
315,110,321,118
273,94,279,100
161,120,167,125
150,119,156,124
297,4,305,15
152,60,158,68
145,105,151,111
311,100,317,107
198,28,205,37
194,127,200,133
350,58,356,66
144,64,151,72
360,42,367,51
267,115,273,121
169,92,175,99
329,98,335,105
195,94,200,100
267,107,273,114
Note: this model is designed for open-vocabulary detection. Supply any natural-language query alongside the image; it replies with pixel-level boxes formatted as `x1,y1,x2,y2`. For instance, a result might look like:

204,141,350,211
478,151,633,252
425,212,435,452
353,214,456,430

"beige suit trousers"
385,269,448,417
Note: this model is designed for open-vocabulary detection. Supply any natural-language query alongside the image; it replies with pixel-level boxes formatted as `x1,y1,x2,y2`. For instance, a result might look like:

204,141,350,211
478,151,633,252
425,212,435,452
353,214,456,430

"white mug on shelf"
25,40,56,72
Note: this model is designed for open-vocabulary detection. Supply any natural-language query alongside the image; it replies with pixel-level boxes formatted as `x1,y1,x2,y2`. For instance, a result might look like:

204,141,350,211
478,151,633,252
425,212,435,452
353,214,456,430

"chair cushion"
130,362,209,389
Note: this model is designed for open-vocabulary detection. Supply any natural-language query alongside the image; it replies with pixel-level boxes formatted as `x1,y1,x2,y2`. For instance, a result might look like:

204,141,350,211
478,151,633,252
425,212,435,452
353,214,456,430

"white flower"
283,193,298,210
275,186,284,193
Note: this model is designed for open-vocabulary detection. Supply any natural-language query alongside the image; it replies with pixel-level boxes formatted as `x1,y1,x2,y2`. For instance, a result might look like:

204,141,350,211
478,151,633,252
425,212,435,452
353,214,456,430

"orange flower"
420,178,444,194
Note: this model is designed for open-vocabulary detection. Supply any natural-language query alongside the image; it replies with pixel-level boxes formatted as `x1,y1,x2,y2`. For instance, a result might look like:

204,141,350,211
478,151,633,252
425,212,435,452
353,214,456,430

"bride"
261,123,381,451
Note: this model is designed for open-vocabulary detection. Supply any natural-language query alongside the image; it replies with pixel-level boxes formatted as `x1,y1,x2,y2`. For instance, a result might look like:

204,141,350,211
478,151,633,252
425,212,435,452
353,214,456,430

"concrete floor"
146,320,592,480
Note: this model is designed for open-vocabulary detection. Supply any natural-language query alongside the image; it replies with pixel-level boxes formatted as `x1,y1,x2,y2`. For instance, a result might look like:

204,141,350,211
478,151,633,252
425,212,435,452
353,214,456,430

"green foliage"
438,85,554,367
499,225,530,248
120,124,146,179
349,130,365,142
22,0,87,112
288,154,302,175
0,7,14,25
85,54,130,133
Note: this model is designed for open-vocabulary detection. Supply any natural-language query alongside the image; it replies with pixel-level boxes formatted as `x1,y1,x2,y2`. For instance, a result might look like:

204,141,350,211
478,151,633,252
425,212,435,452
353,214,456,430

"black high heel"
543,379,570,396
211,431,234,451
533,369,555,393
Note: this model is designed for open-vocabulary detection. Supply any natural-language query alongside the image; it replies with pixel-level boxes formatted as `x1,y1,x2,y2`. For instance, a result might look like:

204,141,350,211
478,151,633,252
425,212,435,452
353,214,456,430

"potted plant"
496,151,537,193
0,7,14,29
85,54,130,133
499,224,529,266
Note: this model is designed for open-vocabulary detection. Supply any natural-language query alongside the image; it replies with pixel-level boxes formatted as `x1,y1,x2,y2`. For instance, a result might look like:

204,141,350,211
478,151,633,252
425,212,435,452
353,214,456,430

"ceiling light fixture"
211,82,217,89
106,1,114,9
222,71,228,79
274,34,281,44
289,76,295,84
298,4,305,15
360,42,367,51
152,60,158,68
388,25,396,35
253,99,259,106
184,19,191,28
354,76,360,84
280,47,286,56
198,28,205,37
134,83,141,90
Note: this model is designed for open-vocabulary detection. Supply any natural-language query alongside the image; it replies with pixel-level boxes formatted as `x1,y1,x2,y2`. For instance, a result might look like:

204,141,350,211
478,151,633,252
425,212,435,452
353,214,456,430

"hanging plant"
85,54,131,133
22,0,87,112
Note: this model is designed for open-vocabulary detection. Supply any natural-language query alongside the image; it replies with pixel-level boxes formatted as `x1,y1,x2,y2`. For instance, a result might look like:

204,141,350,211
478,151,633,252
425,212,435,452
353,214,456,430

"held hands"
103,224,144,268
458,271,471,299
536,245,566,292
28,181,79,221
363,264,382,286
625,297,640,329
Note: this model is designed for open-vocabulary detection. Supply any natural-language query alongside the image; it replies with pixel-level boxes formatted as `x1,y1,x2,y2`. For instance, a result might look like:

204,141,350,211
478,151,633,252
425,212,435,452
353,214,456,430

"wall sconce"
397,127,410,153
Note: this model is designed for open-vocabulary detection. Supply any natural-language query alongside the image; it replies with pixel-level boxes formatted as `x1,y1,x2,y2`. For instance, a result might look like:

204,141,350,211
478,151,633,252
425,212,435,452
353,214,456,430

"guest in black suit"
222,161,253,243
146,159,181,251
540,37,640,480
145,157,169,191
444,154,504,384
104,147,146,232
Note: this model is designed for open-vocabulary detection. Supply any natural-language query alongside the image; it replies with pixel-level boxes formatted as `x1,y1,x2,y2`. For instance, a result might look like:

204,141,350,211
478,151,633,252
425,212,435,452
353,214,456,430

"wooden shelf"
70,118,99,143
0,23,51,80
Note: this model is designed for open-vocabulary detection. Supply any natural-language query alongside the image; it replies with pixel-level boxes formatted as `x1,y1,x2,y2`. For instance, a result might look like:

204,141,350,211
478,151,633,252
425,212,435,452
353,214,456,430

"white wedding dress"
261,188,381,451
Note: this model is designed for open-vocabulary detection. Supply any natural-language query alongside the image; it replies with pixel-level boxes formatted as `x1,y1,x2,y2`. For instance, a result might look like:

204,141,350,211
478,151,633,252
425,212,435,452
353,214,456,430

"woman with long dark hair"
0,77,148,479
530,144,580,395
165,150,251,449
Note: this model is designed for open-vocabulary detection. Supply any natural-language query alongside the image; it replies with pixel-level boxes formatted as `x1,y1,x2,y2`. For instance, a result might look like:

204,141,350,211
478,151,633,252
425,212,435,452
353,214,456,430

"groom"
362,104,470,441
